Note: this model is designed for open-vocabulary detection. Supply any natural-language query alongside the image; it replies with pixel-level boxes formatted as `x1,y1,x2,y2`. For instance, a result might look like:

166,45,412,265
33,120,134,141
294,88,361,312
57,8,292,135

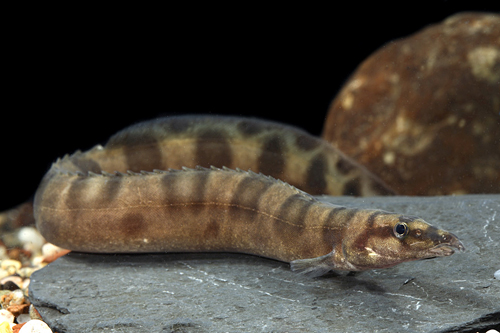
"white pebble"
0,259,22,272
0,309,14,323
18,267,36,279
22,278,31,291
494,269,500,280
30,255,46,268
19,319,53,333
485,330,499,333
16,313,31,324
41,243,65,258
18,227,46,253
7,289,25,306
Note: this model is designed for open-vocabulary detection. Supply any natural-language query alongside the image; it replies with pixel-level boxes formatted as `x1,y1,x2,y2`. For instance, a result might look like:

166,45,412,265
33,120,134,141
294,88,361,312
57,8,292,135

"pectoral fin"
289,251,335,277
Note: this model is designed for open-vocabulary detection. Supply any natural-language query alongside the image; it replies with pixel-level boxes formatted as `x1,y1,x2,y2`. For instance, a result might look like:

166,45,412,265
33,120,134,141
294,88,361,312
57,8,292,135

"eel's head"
343,213,465,270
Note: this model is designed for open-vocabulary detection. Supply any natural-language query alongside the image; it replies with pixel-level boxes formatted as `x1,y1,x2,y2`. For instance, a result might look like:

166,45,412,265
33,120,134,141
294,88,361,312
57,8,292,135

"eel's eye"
394,222,409,239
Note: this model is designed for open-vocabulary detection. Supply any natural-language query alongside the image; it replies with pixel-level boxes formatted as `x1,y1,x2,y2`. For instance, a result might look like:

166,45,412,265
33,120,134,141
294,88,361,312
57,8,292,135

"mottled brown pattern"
323,12,500,195
305,154,328,193
366,211,389,228
63,178,90,211
92,115,394,196
236,119,265,136
230,174,272,210
70,155,101,174
196,130,233,168
123,142,163,172
166,117,193,134
295,134,321,151
275,194,313,232
108,123,160,147
203,218,220,240
119,212,148,239
257,135,286,179
100,175,125,206
189,171,211,204
33,115,463,274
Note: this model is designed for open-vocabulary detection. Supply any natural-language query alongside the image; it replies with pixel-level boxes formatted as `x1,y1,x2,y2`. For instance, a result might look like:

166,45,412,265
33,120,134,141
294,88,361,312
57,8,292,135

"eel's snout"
429,231,465,257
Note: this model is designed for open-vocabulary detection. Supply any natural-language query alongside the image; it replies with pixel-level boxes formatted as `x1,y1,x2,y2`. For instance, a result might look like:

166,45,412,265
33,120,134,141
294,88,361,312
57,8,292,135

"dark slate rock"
29,195,500,333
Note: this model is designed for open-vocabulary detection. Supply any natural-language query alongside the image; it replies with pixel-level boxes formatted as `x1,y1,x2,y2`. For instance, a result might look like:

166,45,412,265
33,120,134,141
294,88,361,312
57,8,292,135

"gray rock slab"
29,195,500,333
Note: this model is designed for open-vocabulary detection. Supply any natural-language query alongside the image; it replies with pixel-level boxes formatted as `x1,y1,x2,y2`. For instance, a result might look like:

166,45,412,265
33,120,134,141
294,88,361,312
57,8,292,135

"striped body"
36,167,343,260
66,116,394,196
34,116,464,274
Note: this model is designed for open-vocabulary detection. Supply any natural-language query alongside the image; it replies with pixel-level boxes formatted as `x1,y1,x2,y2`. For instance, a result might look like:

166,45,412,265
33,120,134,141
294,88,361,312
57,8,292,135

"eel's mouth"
428,233,465,257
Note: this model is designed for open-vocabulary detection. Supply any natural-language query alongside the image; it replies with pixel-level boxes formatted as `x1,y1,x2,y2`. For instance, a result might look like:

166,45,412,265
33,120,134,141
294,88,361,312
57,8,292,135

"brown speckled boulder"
323,12,500,195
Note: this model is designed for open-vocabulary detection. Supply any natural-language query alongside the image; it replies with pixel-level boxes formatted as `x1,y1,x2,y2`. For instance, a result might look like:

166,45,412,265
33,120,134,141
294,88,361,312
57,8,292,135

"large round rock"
323,12,500,195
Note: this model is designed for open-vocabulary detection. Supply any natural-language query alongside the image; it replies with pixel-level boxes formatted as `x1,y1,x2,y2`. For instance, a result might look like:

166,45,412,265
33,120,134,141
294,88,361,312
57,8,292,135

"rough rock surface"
29,195,499,333
323,12,500,196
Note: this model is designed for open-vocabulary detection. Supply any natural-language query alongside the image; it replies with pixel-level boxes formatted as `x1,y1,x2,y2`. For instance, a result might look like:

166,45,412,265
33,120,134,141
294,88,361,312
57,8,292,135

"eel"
33,115,464,276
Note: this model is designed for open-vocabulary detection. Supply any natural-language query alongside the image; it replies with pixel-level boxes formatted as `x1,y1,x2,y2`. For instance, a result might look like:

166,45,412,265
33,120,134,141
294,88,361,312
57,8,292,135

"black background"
2,4,498,211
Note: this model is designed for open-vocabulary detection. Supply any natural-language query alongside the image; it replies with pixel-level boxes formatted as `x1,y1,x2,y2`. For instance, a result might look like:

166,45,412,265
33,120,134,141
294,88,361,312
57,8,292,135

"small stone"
1,281,20,292
4,269,14,277
0,290,25,308
29,256,45,268
0,321,12,333
20,279,29,293
6,303,29,317
15,314,30,325
40,244,70,264
494,269,500,279
0,261,21,274
4,249,29,265
8,290,24,306
40,243,64,258
18,320,52,333
0,310,14,324
17,228,45,254
16,268,34,280
28,306,42,321
323,12,500,195
1,275,23,287
11,323,23,333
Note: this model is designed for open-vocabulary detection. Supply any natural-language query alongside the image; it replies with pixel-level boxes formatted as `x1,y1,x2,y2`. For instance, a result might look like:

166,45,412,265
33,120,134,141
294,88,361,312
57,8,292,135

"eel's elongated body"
55,116,395,196
34,115,464,275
